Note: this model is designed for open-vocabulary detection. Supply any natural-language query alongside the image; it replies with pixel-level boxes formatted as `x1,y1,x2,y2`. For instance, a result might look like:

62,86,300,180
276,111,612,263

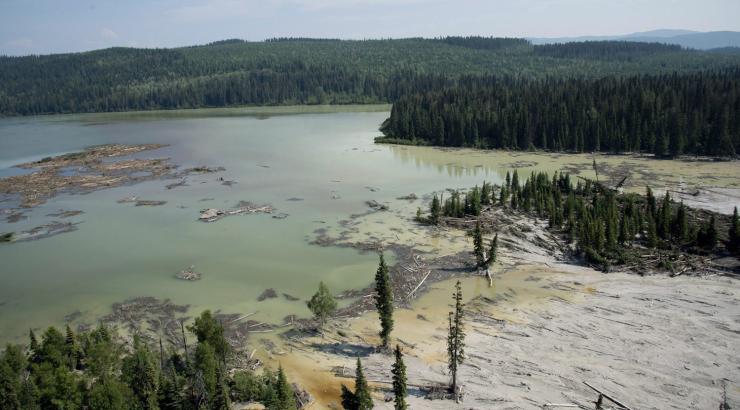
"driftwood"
583,381,633,410
407,269,431,299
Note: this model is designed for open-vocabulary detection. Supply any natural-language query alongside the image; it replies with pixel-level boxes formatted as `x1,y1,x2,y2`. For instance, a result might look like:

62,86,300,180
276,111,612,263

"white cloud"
100,28,119,40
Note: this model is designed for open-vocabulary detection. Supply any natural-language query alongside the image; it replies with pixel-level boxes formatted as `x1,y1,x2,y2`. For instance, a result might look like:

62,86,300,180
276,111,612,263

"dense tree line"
0,311,298,410
2,38,740,116
533,41,683,60
380,69,740,157
424,171,738,270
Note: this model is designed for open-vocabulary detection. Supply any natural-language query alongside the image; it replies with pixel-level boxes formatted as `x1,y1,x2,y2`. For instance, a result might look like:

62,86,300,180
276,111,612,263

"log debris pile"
199,201,275,222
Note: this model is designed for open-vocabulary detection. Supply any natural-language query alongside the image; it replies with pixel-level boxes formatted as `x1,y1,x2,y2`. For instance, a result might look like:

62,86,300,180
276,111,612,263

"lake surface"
1,106,739,345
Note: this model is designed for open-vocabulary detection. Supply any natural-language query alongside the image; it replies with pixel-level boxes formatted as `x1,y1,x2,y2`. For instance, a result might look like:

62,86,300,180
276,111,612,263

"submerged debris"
365,200,389,211
175,265,202,281
14,221,79,242
3,209,27,223
165,179,188,189
397,193,418,201
257,288,278,301
0,232,13,242
117,196,167,207
46,209,84,218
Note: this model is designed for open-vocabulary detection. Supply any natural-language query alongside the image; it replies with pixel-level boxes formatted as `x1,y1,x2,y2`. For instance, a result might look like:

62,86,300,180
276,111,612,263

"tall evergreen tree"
447,281,465,399
391,345,407,410
430,194,441,224
487,233,498,266
274,365,296,410
122,336,159,410
729,206,740,255
472,219,485,267
341,358,373,410
374,253,394,348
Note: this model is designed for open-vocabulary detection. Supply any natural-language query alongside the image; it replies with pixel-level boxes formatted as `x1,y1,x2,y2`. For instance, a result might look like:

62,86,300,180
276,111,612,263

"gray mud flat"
358,270,740,410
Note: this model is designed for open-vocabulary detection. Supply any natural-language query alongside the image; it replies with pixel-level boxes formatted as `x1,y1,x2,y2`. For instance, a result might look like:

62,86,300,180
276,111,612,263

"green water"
0,106,508,344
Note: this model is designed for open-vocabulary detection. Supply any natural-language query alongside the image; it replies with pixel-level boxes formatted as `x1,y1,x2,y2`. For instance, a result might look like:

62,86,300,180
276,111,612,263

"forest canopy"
2,37,740,116
379,69,740,157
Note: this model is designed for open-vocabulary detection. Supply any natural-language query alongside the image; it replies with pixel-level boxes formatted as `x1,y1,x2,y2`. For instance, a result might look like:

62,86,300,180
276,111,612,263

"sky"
1,0,739,56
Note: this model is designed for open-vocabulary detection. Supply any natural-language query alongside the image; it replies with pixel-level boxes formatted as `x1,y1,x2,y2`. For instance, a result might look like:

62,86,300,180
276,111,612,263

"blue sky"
2,0,739,56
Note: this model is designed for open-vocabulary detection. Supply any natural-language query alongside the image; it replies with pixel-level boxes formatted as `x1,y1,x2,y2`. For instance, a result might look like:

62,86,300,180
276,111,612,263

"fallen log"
583,381,633,410
406,269,432,300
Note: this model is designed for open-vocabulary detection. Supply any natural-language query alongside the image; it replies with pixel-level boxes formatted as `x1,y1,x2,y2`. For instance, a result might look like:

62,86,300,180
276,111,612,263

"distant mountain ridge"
530,29,740,50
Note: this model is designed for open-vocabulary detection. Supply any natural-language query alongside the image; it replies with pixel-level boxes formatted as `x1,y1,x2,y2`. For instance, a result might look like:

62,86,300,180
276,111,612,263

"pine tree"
729,206,740,255
275,365,296,410
472,219,485,267
430,194,441,224
374,253,394,348
697,215,718,250
211,370,230,410
341,358,373,410
646,214,659,248
28,330,39,363
307,281,337,328
447,281,465,399
487,233,498,266
672,202,688,243
391,345,407,410
122,336,160,410
64,325,79,370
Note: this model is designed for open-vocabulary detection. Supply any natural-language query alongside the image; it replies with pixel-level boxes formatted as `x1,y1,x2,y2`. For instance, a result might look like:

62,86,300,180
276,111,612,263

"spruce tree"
472,219,485,267
430,194,441,224
391,345,407,410
697,215,718,250
341,358,373,410
374,253,394,348
275,365,296,410
211,370,230,410
447,281,465,399
729,206,740,255
122,336,159,410
353,358,373,410
487,233,498,266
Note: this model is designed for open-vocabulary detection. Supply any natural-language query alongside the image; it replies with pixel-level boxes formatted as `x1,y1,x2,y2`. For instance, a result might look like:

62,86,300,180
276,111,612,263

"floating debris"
14,221,79,242
47,209,84,218
0,232,13,242
198,201,274,222
118,197,167,207
134,200,167,207
0,144,173,208
365,186,380,192
283,293,300,301
3,209,27,223
221,179,238,187
397,193,418,201
286,197,304,202
272,213,289,220
165,179,188,189
117,196,138,204
186,166,225,173
257,288,278,301
365,200,389,211
175,265,201,281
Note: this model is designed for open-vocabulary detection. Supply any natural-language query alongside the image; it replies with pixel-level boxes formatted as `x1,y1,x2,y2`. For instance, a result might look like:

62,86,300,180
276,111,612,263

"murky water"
1,106,738,344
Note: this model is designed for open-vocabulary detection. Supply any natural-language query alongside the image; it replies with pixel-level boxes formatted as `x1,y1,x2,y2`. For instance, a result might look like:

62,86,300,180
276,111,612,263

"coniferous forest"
2,37,740,116
379,69,740,157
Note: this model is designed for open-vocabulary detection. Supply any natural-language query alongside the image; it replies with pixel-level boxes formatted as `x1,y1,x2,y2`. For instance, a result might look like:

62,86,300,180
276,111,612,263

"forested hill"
2,37,740,116
379,69,740,158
